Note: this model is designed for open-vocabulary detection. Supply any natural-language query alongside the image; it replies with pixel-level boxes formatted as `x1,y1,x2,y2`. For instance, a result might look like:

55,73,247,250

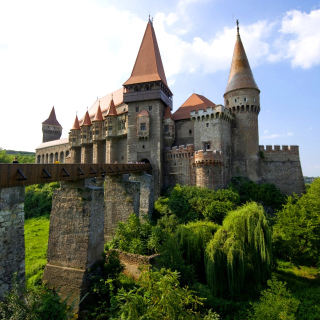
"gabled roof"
123,20,170,93
42,106,62,127
36,137,69,150
106,97,117,116
71,115,80,130
163,106,173,119
225,25,259,95
93,103,103,121
81,111,92,126
172,93,216,121
138,110,149,118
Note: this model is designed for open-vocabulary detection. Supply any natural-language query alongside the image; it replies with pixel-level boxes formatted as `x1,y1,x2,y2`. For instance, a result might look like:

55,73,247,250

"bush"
0,276,74,320
206,202,272,297
249,276,300,320
273,178,320,265
24,182,60,219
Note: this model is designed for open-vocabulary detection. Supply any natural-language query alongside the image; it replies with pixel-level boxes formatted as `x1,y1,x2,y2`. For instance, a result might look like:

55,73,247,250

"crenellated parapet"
259,145,299,155
190,105,233,122
193,149,223,165
164,144,195,160
227,104,260,115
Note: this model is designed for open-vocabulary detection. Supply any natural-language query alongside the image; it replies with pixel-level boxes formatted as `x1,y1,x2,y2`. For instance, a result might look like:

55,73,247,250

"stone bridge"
0,163,153,307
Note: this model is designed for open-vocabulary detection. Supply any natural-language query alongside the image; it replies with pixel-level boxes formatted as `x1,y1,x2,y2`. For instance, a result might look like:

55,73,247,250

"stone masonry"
0,186,25,300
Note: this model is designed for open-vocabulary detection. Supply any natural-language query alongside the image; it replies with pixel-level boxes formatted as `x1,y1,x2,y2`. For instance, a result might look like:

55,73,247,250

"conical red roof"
42,106,62,127
163,106,173,119
106,98,117,116
81,111,92,126
71,115,80,130
123,20,171,93
172,93,216,120
93,103,103,121
138,110,149,118
225,26,259,95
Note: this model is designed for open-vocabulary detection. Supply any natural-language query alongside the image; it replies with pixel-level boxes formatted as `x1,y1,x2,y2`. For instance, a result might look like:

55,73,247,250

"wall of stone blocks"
104,175,140,242
36,143,69,164
0,186,25,301
42,179,105,308
174,119,194,146
194,163,225,190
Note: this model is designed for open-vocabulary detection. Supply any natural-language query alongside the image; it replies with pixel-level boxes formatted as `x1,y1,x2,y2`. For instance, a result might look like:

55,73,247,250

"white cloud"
261,132,293,139
275,9,320,68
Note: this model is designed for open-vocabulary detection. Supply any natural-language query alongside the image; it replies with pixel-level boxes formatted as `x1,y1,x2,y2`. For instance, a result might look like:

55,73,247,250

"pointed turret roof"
81,110,92,126
163,106,173,119
71,115,80,130
225,22,259,95
123,20,170,92
42,106,62,127
172,93,216,121
106,97,117,116
93,102,103,121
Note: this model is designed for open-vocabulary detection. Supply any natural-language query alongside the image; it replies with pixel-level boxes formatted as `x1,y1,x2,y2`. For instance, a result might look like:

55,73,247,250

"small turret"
92,101,103,141
68,114,81,163
42,106,62,142
163,106,175,147
105,96,117,139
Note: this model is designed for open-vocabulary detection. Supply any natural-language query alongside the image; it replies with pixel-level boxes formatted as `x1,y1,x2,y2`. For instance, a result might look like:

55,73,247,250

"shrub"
273,178,320,266
249,276,300,320
205,202,272,297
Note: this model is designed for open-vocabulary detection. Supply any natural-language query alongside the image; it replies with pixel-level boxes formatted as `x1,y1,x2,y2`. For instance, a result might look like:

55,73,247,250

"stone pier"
0,186,25,300
42,179,104,310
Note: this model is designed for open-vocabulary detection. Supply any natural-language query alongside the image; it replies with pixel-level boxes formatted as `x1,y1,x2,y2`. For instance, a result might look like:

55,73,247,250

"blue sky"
0,0,319,176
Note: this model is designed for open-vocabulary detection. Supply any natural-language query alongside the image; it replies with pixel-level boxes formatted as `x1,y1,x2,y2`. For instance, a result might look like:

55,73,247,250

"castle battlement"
259,145,299,155
190,104,233,122
164,144,195,160
194,149,223,163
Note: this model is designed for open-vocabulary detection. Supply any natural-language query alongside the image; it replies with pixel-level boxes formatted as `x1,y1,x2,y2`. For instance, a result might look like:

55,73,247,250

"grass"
274,260,320,320
24,215,50,288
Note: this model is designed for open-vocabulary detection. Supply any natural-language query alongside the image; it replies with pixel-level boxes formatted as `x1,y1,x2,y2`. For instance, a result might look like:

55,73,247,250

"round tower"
224,21,260,181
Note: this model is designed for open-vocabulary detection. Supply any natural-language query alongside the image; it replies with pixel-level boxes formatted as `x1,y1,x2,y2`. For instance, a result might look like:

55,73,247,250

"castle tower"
42,106,62,142
92,102,105,163
123,18,173,197
69,114,81,163
224,21,260,180
105,97,118,164
80,110,93,163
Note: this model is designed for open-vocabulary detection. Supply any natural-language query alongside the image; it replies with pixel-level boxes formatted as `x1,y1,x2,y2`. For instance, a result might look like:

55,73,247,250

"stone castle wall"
0,186,25,300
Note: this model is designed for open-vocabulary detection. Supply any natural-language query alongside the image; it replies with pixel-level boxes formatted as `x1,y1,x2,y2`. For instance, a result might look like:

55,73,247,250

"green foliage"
273,178,320,265
24,182,60,219
229,177,286,211
106,214,165,255
154,185,239,224
24,215,50,287
205,202,272,297
0,148,12,163
109,268,207,320
0,275,74,320
176,221,220,281
249,276,300,320
0,148,35,163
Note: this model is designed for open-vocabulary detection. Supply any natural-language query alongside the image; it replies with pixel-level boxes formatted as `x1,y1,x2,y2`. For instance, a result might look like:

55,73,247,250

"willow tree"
205,202,272,297
176,221,220,281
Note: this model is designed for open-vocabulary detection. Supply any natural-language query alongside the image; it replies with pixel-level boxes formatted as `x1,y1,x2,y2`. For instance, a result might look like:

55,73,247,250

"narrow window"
253,97,256,102
136,107,139,112
140,123,146,131
189,129,192,135
148,106,152,111
206,123,209,127
109,126,112,131
164,125,169,133
142,145,145,149
234,98,237,103
244,97,247,102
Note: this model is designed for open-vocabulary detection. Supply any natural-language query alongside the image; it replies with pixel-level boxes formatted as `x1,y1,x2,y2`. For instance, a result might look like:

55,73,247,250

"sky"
0,0,319,177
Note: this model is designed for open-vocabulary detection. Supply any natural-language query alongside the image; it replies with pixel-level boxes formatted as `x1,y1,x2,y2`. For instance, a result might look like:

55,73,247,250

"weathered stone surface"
43,179,104,311
0,186,25,301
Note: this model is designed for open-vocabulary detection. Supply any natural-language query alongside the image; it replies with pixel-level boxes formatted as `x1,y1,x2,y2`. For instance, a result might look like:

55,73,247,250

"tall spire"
42,106,62,127
163,105,173,119
123,20,169,91
81,110,92,126
224,21,259,95
93,101,103,121
106,96,117,116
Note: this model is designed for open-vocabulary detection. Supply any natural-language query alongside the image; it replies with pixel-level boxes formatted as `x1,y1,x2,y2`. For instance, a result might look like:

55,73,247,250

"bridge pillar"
42,179,104,310
104,175,140,242
0,186,25,301
129,172,154,217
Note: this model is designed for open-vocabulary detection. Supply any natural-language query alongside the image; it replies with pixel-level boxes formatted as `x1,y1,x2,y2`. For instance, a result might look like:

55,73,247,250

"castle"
35,19,305,197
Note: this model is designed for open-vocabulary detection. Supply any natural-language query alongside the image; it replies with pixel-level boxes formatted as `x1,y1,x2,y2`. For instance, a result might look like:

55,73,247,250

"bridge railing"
0,163,151,188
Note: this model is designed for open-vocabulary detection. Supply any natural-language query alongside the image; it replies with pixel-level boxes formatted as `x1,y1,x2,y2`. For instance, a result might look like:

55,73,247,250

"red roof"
106,97,117,116
42,106,62,127
225,28,259,95
163,106,173,119
93,103,103,121
71,115,80,130
123,21,171,93
81,111,92,126
138,110,149,118
172,94,216,120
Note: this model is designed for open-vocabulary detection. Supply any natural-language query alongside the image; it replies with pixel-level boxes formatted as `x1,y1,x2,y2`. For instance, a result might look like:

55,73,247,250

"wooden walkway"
0,163,151,188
